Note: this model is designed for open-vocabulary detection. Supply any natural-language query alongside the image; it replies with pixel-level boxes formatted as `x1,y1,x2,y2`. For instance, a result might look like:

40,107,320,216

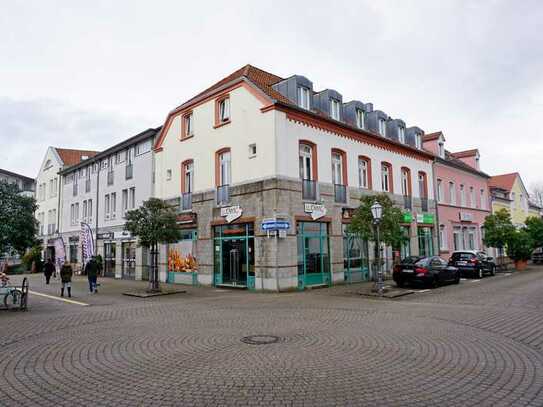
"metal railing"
334,184,347,204
85,179,91,193
302,179,317,201
403,195,412,210
216,185,229,206
421,197,428,212
125,164,133,180
181,192,192,211
107,171,114,186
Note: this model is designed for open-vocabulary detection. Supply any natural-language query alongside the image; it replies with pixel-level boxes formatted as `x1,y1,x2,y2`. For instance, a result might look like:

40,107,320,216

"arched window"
418,171,428,198
401,167,412,197
381,162,393,193
331,149,347,186
358,156,372,189
215,148,231,187
181,159,194,193
298,141,318,181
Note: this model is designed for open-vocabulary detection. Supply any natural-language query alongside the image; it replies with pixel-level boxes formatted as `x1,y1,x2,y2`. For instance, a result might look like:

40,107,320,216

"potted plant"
507,229,534,271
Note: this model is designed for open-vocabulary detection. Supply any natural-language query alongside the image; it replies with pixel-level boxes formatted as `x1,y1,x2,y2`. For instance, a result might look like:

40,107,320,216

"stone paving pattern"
1,268,543,406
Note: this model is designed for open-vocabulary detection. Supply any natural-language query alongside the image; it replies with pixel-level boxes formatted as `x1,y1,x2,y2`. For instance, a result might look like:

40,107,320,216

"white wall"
155,85,277,200
275,111,435,199
35,147,63,235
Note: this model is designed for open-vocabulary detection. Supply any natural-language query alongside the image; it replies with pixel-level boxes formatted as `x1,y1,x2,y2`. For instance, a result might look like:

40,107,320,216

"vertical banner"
80,222,95,266
54,237,66,269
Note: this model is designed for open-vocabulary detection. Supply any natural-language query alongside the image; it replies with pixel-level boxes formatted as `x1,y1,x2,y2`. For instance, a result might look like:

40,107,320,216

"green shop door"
297,222,331,290
213,223,255,289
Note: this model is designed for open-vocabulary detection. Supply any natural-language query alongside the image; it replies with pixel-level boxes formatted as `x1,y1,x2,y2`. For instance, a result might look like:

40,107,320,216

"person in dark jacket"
85,257,99,293
60,263,73,297
44,259,55,285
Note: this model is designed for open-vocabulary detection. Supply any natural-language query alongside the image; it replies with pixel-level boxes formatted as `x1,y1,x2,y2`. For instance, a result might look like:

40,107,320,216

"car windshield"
402,256,423,264
414,257,430,267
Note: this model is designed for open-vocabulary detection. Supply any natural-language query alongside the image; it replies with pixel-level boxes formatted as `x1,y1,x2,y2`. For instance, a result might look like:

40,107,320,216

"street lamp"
371,201,384,296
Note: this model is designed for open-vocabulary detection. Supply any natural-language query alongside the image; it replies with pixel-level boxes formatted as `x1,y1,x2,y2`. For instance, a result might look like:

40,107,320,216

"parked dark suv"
449,251,496,279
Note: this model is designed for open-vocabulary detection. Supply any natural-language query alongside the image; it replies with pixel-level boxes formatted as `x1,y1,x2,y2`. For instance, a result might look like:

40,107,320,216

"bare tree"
530,181,543,207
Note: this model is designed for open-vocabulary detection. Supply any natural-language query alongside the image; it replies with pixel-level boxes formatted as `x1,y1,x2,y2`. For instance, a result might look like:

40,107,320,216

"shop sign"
262,219,290,231
221,205,243,223
114,231,132,240
416,213,435,224
304,203,327,220
403,212,413,223
68,236,79,242
459,212,473,222
97,232,114,240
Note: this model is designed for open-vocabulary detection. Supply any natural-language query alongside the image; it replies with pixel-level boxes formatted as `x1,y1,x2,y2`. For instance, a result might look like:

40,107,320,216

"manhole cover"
241,335,281,345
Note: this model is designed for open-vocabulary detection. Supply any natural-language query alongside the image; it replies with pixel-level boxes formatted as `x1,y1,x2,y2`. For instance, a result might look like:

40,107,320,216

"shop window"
418,227,434,257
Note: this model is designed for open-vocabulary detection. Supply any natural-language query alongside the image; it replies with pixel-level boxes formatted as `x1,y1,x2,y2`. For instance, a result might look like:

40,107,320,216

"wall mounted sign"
68,236,79,242
114,231,132,240
416,213,435,224
459,212,473,222
403,212,413,223
97,232,114,240
262,219,290,231
304,203,327,220
221,205,243,223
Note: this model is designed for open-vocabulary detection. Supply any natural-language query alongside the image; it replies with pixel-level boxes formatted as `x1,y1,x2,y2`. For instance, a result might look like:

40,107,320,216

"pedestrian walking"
44,259,55,285
85,256,99,293
60,263,73,297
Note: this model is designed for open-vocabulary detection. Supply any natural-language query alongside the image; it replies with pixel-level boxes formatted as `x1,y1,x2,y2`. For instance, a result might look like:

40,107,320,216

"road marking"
504,273,511,277
460,278,467,281
417,289,431,293
29,291,89,306
471,280,481,283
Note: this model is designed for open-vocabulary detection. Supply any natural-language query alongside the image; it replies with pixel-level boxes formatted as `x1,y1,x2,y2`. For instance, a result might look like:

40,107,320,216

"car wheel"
431,276,439,288
490,265,496,276
454,272,460,284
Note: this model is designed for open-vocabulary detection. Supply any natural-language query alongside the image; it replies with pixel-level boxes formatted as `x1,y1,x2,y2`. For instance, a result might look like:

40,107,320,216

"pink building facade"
423,132,491,259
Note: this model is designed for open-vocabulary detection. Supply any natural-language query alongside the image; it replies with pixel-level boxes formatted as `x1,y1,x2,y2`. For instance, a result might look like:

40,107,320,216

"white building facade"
58,128,158,277
154,65,438,291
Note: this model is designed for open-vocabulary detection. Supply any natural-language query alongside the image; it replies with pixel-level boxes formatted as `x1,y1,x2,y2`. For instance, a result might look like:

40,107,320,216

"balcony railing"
302,179,317,201
125,164,133,180
403,195,412,210
85,179,91,193
181,192,192,211
216,185,230,206
72,182,78,196
421,197,428,212
107,171,114,186
334,184,347,204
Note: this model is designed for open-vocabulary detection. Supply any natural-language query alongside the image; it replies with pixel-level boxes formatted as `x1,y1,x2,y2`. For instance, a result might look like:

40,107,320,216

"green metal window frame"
417,226,434,257
213,223,255,289
342,225,370,283
297,222,331,290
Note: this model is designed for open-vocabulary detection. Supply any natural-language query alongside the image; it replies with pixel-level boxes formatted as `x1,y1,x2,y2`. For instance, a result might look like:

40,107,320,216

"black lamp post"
371,201,384,296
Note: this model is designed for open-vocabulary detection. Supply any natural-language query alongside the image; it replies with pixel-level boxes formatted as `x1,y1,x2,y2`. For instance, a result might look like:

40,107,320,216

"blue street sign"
262,220,290,231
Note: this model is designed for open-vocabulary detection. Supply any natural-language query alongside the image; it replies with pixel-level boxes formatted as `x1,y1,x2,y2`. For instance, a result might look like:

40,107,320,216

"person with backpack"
60,263,73,297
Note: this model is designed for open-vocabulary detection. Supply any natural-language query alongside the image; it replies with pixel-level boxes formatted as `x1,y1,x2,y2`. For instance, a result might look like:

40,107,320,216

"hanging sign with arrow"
221,205,243,223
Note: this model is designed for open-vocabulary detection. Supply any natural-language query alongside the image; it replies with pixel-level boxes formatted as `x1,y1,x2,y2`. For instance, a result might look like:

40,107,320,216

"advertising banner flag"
80,222,95,266
54,237,66,269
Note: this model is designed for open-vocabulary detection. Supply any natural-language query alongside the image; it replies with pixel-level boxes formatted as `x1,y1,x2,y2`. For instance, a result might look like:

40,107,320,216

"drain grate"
241,335,281,345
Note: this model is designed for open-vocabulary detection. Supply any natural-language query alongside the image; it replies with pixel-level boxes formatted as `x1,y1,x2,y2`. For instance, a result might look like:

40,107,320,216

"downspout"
95,162,100,251
433,159,441,256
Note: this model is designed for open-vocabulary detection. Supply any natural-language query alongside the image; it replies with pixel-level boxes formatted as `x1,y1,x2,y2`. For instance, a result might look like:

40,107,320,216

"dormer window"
356,109,365,129
398,127,405,143
415,133,422,149
330,99,340,120
378,119,387,137
298,87,310,110
438,142,445,158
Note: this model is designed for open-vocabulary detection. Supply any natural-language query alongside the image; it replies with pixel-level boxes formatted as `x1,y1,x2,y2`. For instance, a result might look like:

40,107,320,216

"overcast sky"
1,0,542,190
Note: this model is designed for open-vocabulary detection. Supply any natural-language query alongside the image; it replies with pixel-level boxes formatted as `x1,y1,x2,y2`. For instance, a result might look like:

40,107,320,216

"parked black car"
393,256,460,288
448,251,496,279
532,248,543,264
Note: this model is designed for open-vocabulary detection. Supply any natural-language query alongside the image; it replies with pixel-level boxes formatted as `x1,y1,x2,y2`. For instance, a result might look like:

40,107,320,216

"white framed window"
398,127,405,143
437,179,443,203
219,98,230,123
480,189,486,210
358,158,369,189
110,193,116,218
511,192,516,209
439,225,448,250
184,113,194,138
378,119,387,137
166,169,172,181
460,184,466,207
330,99,340,120
470,187,476,208
75,203,79,224
248,144,257,158
453,227,462,250
331,152,343,185
356,109,365,129
184,162,194,193
381,164,390,192
122,189,128,214
136,140,152,155
418,173,427,198
105,194,110,220
83,200,88,221
299,144,313,181
129,187,136,209
401,169,410,196
87,199,92,222
219,151,231,186
438,142,445,158
449,182,456,205
298,87,310,110
415,133,422,149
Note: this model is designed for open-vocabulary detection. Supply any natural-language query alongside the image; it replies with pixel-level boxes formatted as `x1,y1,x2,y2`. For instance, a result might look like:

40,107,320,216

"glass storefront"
104,242,116,277
400,226,411,260
69,244,78,264
213,223,255,289
343,224,369,283
297,222,330,289
418,227,434,257
121,242,136,280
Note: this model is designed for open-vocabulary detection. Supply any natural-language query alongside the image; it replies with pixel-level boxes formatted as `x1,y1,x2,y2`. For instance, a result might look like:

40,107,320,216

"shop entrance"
297,222,331,290
121,242,136,280
343,225,369,283
104,242,116,278
213,223,254,289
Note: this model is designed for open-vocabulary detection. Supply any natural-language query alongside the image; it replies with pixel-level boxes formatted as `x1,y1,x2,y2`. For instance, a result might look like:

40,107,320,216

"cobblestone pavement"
2,268,543,406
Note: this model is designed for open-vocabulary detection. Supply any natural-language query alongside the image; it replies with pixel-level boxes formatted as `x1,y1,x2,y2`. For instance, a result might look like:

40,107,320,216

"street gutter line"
29,291,89,306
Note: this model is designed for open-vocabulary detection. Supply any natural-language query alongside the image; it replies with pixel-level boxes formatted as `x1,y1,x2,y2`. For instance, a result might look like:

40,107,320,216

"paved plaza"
2,268,543,406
